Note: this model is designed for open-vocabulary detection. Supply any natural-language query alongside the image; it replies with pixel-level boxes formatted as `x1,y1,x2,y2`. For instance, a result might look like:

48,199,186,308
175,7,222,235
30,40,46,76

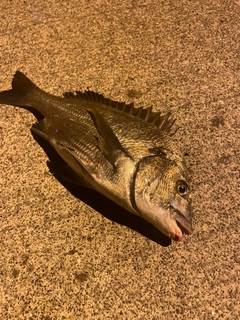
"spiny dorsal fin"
63,90,176,135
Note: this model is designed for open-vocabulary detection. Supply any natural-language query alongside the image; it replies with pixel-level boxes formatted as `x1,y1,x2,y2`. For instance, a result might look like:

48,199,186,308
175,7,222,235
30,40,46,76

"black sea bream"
0,71,193,241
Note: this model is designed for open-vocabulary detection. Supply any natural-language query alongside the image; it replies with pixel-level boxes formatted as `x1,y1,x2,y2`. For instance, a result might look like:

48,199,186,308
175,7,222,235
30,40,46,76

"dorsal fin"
63,90,176,135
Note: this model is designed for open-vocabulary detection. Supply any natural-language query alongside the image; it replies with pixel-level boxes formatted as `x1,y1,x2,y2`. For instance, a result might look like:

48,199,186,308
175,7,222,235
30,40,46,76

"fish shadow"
32,132,171,247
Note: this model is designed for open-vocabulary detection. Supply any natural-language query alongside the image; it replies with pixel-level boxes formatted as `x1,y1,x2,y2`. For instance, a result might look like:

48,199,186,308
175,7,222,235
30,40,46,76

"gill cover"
132,156,192,241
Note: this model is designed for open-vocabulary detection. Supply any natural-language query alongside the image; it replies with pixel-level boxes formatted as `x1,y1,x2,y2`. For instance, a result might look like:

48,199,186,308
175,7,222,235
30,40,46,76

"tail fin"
0,71,39,107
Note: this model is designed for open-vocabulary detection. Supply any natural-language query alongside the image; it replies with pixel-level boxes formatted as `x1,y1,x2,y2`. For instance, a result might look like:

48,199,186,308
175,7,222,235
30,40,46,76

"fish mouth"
171,208,193,236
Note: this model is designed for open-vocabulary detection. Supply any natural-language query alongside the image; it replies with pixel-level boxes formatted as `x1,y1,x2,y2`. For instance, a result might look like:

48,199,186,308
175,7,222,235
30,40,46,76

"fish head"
133,156,192,242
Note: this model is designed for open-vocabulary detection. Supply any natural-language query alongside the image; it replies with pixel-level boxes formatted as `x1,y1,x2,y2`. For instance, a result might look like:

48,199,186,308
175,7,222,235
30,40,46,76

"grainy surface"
0,0,239,319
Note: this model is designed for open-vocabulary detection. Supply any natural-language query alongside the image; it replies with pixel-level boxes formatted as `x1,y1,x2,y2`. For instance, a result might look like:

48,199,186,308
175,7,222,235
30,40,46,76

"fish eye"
176,181,189,196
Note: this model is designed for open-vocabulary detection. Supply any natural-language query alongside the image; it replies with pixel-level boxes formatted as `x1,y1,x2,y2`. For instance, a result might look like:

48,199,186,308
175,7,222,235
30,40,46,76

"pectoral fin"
86,108,131,167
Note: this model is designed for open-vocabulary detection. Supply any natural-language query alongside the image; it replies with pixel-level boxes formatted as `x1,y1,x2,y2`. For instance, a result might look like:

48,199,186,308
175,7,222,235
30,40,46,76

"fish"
0,71,193,241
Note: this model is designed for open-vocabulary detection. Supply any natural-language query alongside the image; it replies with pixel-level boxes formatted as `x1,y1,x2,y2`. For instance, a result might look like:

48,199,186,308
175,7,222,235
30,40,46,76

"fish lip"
171,207,193,235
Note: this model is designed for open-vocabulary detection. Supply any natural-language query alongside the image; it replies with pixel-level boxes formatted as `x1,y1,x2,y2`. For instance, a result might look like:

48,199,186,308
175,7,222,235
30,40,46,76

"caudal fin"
0,71,39,107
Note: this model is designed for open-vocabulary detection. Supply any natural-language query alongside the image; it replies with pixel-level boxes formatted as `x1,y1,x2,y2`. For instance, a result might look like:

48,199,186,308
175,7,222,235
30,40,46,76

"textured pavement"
0,1,239,319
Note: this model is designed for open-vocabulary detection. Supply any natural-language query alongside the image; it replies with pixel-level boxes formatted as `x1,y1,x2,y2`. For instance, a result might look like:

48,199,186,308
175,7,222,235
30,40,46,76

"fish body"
0,71,193,241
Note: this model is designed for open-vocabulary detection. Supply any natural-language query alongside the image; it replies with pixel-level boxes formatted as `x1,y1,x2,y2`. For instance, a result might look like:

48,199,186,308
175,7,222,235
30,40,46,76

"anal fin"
32,120,95,188
31,120,48,140
49,141,97,188
51,163,91,187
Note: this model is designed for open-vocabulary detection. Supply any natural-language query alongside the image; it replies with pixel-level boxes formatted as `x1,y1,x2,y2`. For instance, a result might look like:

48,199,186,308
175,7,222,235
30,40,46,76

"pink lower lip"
173,209,193,235
173,229,183,242
175,237,182,242
170,207,193,235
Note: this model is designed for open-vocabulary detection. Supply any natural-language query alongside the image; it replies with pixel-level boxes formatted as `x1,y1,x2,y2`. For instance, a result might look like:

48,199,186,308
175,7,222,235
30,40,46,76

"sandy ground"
0,1,239,319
